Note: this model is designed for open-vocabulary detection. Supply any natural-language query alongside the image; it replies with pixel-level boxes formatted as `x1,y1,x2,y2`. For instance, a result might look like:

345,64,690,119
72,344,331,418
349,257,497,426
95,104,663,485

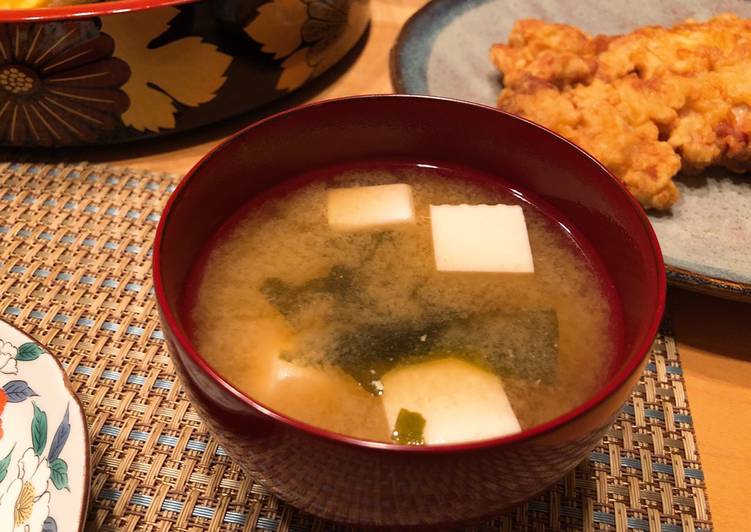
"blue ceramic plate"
391,0,751,301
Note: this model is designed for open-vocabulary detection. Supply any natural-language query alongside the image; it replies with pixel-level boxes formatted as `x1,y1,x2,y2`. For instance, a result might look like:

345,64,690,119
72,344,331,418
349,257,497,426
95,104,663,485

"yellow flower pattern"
102,8,233,133
246,0,370,92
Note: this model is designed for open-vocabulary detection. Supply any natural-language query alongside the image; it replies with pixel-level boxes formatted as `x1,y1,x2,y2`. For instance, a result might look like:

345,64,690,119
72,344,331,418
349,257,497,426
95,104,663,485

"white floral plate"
0,319,89,532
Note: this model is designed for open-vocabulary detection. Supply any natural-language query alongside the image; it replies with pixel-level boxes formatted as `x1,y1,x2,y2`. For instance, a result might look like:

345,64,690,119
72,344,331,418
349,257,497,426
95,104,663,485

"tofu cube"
262,354,390,441
272,357,312,383
429,204,534,273
326,184,415,231
380,358,522,444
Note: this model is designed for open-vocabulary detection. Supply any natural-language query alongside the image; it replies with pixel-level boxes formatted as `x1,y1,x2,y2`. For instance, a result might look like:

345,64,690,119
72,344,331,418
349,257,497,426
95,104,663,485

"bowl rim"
152,93,667,454
0,0,194,23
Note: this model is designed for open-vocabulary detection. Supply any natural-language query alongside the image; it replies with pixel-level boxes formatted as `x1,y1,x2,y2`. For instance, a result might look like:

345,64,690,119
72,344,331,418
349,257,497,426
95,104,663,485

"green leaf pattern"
16,342,43,361
20,404,71,489
31,402,48,457
0,446,13,483
49,458,69,490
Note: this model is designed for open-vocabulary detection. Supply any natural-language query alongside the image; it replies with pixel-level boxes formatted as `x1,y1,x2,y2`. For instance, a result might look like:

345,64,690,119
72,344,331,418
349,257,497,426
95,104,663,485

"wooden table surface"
79,1,751,530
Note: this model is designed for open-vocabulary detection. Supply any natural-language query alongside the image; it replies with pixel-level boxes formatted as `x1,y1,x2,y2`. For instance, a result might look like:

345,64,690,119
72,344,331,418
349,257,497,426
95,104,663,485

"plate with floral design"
0,319,89,532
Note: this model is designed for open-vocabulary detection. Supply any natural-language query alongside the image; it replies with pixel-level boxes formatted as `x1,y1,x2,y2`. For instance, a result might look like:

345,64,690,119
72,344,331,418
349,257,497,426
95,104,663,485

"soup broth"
187,163,621,444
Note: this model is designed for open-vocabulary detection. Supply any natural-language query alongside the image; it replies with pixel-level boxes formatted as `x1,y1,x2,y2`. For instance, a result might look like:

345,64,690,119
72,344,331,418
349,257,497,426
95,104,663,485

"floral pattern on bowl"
245,0,371,92
0,0,372,146
0,320,89,532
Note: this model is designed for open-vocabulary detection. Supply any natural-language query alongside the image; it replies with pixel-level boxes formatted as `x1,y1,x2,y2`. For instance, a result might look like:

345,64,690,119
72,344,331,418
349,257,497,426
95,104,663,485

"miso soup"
186,162,622,445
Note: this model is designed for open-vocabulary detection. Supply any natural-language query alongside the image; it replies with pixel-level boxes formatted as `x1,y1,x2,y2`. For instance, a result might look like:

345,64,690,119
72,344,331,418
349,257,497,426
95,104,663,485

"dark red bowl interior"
153,94,666,524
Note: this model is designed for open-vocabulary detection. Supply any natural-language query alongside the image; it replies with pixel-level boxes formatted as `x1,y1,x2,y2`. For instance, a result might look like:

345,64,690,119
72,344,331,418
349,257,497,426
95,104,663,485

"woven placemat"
0,161,712,532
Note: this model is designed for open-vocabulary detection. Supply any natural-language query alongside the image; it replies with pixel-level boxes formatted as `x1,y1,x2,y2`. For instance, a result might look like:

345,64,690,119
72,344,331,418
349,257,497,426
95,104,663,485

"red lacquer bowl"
153,95,666,527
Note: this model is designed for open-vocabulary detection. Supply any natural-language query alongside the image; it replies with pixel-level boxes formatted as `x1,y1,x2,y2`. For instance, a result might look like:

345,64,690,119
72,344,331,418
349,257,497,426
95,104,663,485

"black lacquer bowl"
0,0,370,146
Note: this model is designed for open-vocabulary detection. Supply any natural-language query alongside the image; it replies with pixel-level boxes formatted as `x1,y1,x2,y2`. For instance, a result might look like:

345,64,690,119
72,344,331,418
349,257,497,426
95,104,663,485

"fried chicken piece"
490,19,606,89
491,14,751,210
499,75,682,209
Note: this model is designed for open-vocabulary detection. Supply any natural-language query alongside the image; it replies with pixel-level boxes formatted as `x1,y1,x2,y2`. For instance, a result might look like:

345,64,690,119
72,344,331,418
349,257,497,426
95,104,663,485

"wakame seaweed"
328,318,451,394
260,265,358,323
261,266,559,394
441,310,559,384
260,233,391,321
392,408,426,445
325,311,559,392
